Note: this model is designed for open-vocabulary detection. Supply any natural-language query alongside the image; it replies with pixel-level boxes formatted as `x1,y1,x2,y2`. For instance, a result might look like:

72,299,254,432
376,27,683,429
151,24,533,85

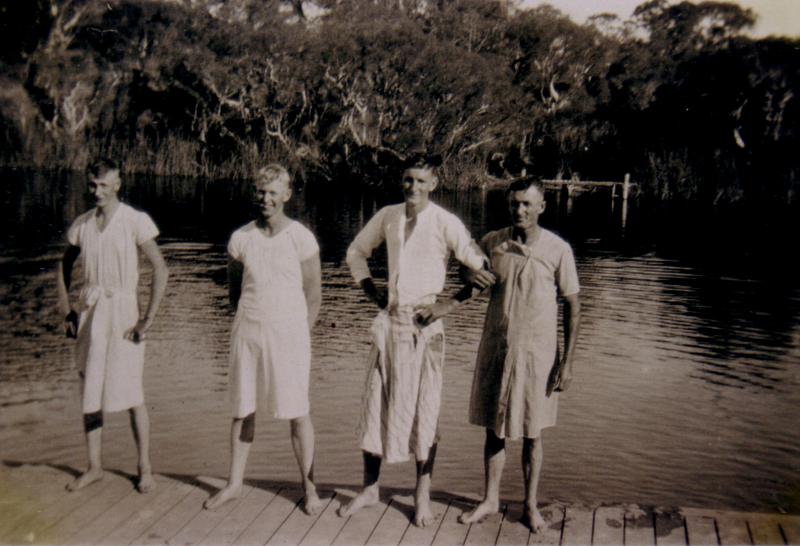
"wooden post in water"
610,182,617,215
621,173,631,229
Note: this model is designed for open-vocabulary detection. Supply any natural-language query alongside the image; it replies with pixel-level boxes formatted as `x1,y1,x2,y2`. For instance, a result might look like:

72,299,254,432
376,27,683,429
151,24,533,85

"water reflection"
0,169,798,514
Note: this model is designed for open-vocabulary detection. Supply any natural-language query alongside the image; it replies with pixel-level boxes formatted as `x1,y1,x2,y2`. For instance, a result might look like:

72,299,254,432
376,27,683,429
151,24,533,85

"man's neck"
257,212,289,234
405,200,429,219
97,198,120,217
513,224,540,245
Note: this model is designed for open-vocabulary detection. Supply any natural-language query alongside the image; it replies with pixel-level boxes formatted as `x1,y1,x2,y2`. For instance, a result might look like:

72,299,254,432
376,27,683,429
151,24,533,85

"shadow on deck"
2,460,798,545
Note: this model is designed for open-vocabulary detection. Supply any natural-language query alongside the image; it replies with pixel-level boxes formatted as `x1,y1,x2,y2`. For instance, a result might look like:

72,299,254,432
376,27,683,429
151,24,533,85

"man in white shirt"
57,158,169,494
339,155,494,526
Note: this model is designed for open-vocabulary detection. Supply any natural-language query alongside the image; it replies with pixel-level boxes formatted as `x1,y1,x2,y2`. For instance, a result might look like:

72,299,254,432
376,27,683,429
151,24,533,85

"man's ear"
538,199,546,213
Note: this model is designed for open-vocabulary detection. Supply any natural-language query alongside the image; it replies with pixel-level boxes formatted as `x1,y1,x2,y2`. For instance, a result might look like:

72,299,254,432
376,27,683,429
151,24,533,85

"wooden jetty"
483,174,637,226
2,462,798,546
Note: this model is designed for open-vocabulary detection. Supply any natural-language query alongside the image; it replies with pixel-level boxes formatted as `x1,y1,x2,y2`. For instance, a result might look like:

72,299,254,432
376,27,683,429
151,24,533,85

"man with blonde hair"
204,163,323,515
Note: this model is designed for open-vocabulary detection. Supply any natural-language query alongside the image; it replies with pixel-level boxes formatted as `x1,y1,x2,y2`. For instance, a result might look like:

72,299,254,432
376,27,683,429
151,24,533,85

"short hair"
255,163,291,187
87,158,120,178
507,176,545,196
403,151,442,171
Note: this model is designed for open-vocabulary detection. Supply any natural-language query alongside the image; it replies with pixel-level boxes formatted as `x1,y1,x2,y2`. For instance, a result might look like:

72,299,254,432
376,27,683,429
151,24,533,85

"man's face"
253,178,291,219
88,170,121,208
401,167,437,208
508,186,546,230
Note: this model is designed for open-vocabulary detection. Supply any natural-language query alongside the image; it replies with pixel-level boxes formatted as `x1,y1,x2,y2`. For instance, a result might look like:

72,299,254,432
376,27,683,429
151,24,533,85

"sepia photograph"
0,0,798,544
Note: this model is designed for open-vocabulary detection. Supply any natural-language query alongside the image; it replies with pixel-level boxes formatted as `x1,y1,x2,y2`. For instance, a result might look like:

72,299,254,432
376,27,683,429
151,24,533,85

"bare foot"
302,487,324,516
458,500,500,524
521,506,545,533
66,468,104,492
137,471,156,494
203,484,243,510
337,486,379,517
413,496,438,528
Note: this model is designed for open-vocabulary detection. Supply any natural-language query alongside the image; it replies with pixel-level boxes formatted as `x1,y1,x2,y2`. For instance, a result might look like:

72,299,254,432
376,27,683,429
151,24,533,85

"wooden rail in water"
3,462,798,545
484,174,637,226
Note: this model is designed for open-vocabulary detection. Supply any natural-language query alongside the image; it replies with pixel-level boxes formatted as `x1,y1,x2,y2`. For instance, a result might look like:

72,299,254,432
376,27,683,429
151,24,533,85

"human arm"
551,293,581,392
301,252,322,330
57,245,81,338
345,208,388,310
125,239,169,343
415,225,495,327
227,258,244,311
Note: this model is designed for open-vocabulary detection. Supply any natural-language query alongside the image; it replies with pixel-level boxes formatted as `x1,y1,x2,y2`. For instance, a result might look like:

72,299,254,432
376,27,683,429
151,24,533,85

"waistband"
78,285,136,310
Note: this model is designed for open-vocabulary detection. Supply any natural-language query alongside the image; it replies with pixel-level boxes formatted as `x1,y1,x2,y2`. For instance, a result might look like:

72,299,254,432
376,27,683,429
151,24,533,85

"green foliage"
0,0,797,203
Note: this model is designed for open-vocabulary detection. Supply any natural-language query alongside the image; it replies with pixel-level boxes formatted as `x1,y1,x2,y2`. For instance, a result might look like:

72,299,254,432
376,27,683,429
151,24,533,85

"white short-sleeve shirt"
67,203,159,293
228,220,319,323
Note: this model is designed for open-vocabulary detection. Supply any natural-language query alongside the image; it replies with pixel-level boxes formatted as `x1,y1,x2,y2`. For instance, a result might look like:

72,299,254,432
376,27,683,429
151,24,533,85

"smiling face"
401,167,438,210
253,177,291,220
508,184,546,230
88,169,121,209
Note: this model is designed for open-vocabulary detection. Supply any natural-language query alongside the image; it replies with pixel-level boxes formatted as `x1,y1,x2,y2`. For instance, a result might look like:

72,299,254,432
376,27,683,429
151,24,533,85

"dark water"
1,169,798,514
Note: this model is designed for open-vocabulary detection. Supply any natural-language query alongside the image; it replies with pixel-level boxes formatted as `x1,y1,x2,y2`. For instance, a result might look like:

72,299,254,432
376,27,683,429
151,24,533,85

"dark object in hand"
65,310,79,339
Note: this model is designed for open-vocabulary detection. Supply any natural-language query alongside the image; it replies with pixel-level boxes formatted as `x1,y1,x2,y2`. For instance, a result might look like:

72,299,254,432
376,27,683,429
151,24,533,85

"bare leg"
337,451,381,517
67,411,105,491
204,413,253,510
459,429,505,523
290,415,322,515
414,443,438,527
521,437,545,532
129,405,155,493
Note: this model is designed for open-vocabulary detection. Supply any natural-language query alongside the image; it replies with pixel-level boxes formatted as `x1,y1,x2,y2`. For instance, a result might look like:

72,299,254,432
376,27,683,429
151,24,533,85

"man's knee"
239,413,255,443
83,410,103,433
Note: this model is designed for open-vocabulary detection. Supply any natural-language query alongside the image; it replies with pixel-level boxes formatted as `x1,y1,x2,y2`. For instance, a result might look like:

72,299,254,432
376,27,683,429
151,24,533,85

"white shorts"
76,293,145,413
229,313,310,419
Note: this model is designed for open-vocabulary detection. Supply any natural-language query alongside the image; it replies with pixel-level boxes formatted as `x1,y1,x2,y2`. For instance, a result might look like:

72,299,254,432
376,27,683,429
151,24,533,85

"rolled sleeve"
444,213,486,271
346,207,387,283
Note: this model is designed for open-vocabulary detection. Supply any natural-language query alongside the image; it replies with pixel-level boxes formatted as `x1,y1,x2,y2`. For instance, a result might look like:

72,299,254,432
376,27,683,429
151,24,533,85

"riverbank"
2,462,798,545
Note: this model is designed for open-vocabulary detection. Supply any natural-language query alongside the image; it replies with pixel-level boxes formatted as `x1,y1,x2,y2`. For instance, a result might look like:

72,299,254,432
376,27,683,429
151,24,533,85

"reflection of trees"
0,0,798,202
580,254,798,392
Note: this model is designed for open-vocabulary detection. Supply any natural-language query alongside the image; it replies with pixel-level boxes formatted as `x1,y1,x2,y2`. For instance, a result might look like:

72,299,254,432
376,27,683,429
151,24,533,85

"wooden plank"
2,482,85,541
0,465,81,539
32,472,134,545
136,485,208,545
684,514,718,546
593,506,625,546
715,514,751,546
745,514,784,546
654,509,686,546
625,506,655,546
299,493,349,546
202,486,277,546
157,484,254,546
779,515,800,545
430,500,471,546
266,493,334,546
560,506,593,546
330,493,388,546
528,503,565,546
65,477,178,545
364,496,412,546
399,497,448,546
236,487,303,545
495,503,530,546
95,479,192,545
